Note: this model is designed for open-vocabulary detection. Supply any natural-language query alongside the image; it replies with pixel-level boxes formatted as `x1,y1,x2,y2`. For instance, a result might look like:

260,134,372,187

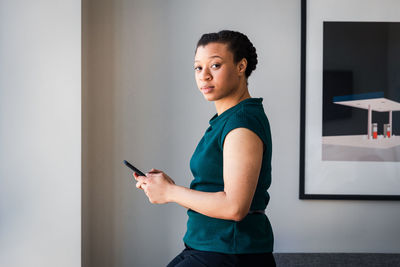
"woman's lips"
201,86,214,94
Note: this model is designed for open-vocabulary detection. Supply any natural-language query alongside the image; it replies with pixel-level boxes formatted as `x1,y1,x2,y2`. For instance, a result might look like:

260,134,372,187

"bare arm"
135,127,263,221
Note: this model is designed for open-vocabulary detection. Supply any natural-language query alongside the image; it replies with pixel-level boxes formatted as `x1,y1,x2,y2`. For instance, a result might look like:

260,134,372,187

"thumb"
148,168,162,173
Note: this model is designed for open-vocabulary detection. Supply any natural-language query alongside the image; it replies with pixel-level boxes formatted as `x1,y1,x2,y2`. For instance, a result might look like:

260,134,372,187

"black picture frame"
300,0,400,200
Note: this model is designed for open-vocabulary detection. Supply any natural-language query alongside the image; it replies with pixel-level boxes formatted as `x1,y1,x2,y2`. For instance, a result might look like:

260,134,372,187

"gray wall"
0,0,81,266
82,0,400,266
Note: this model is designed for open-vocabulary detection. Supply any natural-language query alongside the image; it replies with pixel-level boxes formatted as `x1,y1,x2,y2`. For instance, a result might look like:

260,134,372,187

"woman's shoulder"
229,100,269,125
219,101,271,147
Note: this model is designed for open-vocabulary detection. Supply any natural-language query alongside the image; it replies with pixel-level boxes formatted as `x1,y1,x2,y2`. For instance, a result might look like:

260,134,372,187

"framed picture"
300,0,400,200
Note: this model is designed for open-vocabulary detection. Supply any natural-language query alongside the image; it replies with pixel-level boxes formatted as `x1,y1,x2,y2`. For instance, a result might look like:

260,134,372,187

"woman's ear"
237,58,247,76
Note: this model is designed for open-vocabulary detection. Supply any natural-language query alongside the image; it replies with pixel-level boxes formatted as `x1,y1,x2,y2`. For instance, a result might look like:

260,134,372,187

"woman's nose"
200,70,212,81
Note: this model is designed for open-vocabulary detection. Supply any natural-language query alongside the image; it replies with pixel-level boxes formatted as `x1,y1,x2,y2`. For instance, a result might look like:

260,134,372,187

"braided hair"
195,30,258,78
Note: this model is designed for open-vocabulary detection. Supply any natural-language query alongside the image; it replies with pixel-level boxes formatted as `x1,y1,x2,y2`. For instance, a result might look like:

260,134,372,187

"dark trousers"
166,244,276,267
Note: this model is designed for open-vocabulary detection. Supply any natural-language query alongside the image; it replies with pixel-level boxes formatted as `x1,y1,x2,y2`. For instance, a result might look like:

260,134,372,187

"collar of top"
209,97,263,126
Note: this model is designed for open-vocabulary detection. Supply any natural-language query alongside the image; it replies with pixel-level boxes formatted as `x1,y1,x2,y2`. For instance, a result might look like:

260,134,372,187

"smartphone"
123,160,146,176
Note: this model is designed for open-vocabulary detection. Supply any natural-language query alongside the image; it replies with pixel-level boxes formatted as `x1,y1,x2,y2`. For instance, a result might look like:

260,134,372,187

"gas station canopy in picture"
322,92,400,161
333,92,400,112
333,92,400,140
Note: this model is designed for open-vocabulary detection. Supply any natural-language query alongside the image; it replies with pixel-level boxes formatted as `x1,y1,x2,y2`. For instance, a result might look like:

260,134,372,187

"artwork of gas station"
322,92,400,161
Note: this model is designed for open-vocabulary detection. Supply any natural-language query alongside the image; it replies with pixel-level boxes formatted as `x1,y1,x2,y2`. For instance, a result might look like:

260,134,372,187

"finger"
141,183,148,193
136,180,147,189
133,172,147,178
136,175,146,181
135,176,148,186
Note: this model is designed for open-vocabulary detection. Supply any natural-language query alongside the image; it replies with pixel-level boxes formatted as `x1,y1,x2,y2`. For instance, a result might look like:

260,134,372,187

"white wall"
0,1,81,267
82,0,400,266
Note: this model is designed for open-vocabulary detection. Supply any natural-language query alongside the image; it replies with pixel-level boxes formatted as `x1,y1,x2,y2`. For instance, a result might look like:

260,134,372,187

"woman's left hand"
133,168,175,204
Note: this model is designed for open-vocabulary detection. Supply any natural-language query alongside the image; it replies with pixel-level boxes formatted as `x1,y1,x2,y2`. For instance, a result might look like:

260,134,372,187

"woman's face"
194,42,244,101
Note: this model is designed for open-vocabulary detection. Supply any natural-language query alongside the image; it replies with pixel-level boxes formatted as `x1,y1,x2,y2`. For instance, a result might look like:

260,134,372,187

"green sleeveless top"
183,97,274,254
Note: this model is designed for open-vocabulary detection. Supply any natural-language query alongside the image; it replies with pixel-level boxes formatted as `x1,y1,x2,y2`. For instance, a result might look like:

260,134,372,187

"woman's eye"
194,66,201,71
211,63,221,68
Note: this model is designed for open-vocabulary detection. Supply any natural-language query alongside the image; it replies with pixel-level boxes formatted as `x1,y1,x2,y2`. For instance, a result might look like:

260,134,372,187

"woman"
134,30,275,267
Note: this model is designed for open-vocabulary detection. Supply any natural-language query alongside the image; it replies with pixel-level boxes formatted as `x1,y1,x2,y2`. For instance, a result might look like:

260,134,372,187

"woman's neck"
215,86,251,116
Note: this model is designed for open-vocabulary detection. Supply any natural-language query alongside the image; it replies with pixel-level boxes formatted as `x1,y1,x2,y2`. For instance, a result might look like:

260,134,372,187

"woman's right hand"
133,169,176,204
